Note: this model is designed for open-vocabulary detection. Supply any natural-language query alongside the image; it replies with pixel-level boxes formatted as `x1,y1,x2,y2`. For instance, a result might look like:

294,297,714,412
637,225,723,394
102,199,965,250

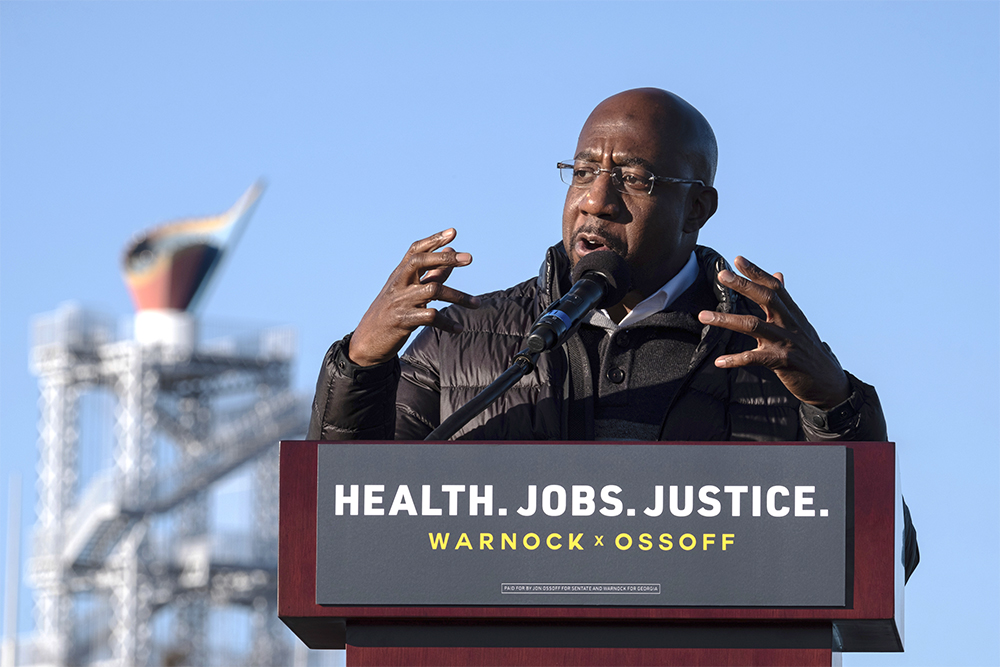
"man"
308,87,917,578
308,87,882,443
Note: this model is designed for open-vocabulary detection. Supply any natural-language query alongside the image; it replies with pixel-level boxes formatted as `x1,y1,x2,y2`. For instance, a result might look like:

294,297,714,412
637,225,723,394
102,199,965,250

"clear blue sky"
1,2,997,665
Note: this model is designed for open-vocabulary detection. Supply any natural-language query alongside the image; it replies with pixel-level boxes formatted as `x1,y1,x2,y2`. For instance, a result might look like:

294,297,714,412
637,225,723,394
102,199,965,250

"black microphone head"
571,251,632,308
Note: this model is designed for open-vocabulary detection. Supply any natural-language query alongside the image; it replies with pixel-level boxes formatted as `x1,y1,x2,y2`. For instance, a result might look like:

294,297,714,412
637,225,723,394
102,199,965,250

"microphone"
525,251,632,353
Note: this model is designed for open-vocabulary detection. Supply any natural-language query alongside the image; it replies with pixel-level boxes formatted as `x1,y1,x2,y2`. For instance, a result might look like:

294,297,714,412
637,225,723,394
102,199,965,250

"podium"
279,441,905,666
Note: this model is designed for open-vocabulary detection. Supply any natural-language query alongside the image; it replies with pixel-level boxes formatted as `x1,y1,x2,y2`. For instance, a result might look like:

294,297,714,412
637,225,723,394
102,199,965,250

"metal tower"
27,304,310,666
23,184,331,666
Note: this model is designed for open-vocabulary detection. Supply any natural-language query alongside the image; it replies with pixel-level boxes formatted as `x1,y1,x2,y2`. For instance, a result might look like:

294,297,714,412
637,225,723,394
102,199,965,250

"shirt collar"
586,251,699,330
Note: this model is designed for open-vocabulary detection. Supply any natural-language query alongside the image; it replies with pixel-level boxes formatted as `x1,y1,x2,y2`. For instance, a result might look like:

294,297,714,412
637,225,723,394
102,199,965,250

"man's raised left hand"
697,256,851,410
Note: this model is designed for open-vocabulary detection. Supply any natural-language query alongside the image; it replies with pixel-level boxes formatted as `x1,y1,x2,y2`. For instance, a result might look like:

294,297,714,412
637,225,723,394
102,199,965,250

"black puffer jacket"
308,243,886,443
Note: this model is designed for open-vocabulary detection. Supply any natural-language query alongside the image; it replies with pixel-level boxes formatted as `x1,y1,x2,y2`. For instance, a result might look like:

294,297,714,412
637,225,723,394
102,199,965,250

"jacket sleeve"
306,334,401,440
798,371,920,582
798,372,888,441
305,329,446,441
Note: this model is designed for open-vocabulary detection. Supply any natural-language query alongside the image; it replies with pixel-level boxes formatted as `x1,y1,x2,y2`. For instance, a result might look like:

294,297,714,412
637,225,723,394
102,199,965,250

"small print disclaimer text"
501,583,661,594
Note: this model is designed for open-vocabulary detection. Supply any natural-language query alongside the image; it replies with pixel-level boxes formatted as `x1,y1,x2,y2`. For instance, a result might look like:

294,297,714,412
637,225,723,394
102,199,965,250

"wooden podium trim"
278,440,901,653
343,646,836,667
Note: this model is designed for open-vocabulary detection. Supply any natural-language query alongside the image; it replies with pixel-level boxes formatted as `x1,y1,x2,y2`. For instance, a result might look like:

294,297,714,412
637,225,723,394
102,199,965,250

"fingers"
716,268,789,327
400,234,473,291
721,257,806,330
414,280,481,310
702,256,797,370
733,256,783,291
404,230,469,279
421,246,457,285
403,247,472,280
393,302,465,333
405,228,459,256
348,229,478,366
421,266,454,284
698,310,789,342
697,310,794,371
396,231,477,306
732,257,816,336
393,304,477,336
710,348,785,370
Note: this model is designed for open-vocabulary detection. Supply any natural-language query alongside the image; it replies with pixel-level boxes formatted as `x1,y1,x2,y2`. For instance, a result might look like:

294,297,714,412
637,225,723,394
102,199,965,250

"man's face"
562,97,696,306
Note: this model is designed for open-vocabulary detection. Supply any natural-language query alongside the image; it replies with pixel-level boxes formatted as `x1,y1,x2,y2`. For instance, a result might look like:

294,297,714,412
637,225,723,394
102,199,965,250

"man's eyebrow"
572,151,656,171
618,156,656,170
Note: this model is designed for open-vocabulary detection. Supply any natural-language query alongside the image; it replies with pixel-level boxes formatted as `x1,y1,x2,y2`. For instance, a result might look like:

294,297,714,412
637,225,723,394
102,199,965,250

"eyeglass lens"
558,162,653,195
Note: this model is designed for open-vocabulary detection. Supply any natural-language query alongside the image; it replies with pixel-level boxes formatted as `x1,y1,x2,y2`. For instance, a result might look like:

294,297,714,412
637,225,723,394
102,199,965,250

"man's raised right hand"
348,228,481,367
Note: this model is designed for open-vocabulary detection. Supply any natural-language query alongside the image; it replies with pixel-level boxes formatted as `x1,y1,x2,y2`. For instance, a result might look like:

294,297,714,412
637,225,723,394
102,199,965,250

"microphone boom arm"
424,348,539,441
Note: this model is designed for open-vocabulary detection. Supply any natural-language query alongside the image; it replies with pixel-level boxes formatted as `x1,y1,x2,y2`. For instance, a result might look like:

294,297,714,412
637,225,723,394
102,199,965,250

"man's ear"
683,185,718,233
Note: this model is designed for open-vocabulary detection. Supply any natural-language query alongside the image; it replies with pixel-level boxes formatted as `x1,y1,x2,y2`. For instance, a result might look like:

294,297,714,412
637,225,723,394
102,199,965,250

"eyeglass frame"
557,160,705,196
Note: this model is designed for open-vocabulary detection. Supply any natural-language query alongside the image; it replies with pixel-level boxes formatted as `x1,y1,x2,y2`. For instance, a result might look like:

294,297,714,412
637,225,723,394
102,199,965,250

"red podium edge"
278,440,902,655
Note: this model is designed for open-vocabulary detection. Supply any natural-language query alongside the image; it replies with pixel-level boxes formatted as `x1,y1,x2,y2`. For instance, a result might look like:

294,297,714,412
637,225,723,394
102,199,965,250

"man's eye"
620,172,647,188
573,169,596,182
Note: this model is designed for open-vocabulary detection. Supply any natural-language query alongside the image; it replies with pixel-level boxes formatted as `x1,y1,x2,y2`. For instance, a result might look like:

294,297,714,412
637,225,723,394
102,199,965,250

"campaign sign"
316,444,847,607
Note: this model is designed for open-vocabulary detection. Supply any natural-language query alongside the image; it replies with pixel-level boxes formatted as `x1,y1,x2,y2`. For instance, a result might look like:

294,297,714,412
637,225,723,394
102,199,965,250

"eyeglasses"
557,160,704,196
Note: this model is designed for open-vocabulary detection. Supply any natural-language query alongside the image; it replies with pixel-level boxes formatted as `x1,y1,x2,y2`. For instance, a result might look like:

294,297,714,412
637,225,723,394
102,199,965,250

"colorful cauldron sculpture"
122,181,265,313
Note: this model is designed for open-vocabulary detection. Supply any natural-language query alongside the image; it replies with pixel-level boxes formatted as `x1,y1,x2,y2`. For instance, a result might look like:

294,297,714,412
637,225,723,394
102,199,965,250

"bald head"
563,88,720,304
584,88,718,187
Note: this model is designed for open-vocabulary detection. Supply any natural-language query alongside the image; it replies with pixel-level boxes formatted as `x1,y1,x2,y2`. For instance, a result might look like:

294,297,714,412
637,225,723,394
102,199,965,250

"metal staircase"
27,303,311,666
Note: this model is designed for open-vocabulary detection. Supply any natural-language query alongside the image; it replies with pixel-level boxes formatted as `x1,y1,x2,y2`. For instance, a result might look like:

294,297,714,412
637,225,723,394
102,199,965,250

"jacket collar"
537,242,739,314
537,243,573,304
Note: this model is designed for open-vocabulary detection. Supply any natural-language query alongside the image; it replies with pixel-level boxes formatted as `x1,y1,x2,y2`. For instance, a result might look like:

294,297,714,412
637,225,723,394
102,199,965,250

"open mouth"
573,230,624,258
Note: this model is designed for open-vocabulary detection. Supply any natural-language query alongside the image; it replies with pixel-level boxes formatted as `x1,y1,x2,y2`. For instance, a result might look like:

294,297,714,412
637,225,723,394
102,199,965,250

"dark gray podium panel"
316,443,846,607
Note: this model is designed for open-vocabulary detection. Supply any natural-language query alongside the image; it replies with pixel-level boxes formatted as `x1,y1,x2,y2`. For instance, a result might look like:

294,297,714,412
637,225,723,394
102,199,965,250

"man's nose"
579,172,620,219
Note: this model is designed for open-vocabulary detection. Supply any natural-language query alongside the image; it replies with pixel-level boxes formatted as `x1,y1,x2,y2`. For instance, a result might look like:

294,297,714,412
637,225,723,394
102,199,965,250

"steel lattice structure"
26,304,312,667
